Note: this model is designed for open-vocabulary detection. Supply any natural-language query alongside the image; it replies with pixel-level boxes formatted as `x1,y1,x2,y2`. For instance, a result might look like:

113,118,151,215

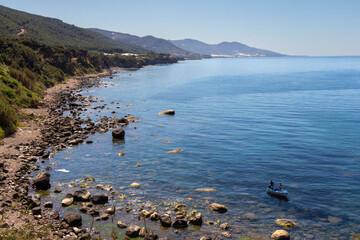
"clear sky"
1,0,360,56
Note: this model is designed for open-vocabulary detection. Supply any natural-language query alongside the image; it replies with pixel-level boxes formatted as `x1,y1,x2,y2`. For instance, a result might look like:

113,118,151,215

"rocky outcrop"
33,172,50,190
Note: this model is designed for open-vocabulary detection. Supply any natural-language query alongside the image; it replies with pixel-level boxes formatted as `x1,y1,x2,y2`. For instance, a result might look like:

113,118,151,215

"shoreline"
0,68,116,239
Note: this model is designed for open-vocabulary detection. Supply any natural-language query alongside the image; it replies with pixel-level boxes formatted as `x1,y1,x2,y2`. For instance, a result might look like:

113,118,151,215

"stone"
44,201,53,208
112,128,125,139
100,213,110,220
158,110,175,115
275,219,297,229
200,236,212,240
150,212,160,221
63,212,82,227
188,212,202,226
139,227,147,237
144,231,159,240
220,222,230,230
117,220,127,228
271,229,290,240
160,214,172,228
73,189,91,202
208,203,228,213
172,217,187,229
141,210,151,218
33,172,51,190
49,210,60,219
84,176,95,182
221,232,231,238
88,209,99,216
54,186,62,193
91,194,108,204
126,224,140,238
105,207,115,215
61,193,74,206
174,203,187,211
31,206,41,215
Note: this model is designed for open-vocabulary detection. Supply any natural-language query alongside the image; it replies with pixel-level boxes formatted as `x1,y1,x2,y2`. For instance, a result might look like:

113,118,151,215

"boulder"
188,212,202,226
126,224,140,238
150,212,160,221
31,206,41,215
33,172,51,190
44,201,53,208
208,203,228,213
158,110,175,115
117,220,127,228
112,128,125,139
271,229,290,240
160,214,172,228
172,217,187,229
61,193,74,206
63,212,82,227
91,194,108,204
275,219,297,229
139,227,147,237
73,189,91,202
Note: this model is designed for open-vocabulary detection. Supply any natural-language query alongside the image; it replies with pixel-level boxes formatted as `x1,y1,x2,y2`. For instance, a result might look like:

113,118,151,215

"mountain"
89,28,202,59
170,39,284,57
0,5,149,53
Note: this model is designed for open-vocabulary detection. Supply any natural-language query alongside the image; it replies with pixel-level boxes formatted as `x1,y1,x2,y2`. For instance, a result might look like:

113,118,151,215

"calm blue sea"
46,57,360,239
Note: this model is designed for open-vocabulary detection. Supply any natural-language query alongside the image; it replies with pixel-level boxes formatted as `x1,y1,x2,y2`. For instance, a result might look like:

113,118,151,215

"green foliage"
0,5,150,54
0,222,52,240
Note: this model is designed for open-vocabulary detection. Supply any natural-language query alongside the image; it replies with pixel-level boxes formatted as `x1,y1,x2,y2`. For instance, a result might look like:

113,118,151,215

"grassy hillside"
0,35,177,138
0,5,150,54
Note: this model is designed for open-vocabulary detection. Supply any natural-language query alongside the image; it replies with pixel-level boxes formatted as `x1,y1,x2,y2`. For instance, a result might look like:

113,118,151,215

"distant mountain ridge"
89,28,202,59
0,5,149,53
170,39,284,57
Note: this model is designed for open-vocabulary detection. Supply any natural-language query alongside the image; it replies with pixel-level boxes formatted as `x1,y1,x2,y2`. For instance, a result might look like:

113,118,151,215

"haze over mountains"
0,4,284,58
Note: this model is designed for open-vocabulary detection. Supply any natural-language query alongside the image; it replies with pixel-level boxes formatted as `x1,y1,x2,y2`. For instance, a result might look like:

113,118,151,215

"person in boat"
268,180,274,190
278,182,283,191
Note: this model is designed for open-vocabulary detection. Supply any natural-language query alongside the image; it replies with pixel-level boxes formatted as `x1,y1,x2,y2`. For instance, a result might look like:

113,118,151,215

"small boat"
267,187,288,197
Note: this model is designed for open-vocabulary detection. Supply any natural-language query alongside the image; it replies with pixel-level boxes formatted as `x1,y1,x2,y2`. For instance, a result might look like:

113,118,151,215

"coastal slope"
171,38,284,57
89,28,203,58
0,5,149,53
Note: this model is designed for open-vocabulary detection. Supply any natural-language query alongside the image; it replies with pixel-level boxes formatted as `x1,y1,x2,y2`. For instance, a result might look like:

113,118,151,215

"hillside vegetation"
0,35,177,138
90,28,203,59
0,5,149,54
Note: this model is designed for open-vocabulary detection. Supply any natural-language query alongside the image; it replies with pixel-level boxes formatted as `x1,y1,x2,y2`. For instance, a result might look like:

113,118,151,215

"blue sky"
1,0,360,56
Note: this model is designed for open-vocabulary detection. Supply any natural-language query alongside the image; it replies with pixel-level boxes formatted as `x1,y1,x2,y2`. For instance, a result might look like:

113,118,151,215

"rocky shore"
0,68,292,240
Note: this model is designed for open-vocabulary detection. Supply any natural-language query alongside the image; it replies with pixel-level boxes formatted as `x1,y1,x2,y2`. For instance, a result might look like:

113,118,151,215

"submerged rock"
275,219,297,229
208,203,228,213
91,194,108,204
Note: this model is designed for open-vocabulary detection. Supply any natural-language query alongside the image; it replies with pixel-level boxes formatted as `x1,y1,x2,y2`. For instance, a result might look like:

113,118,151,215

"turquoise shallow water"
46,57,360,239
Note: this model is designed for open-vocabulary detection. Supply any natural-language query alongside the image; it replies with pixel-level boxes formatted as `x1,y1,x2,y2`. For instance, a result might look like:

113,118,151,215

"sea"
42,57,360,239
